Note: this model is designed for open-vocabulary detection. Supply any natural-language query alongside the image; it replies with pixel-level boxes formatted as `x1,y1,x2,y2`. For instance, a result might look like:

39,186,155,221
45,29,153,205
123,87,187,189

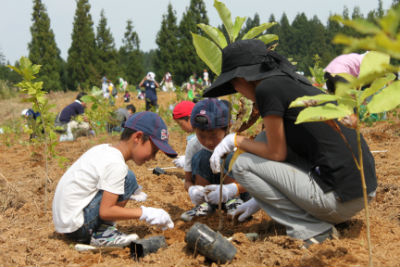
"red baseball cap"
173,101,195,119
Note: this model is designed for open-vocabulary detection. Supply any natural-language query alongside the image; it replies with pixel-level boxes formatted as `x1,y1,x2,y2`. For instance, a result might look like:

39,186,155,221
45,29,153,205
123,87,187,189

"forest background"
0,0,399,95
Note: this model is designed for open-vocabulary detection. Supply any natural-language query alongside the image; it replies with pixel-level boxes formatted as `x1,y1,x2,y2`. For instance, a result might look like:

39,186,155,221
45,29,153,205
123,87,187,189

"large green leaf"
295,104,353,124
257,34,279,45
360,73,395,103
192,33,222,75
232,16,246,41
214,0,233,42
367,80,400,113
378,7,400,36
197,23,228,49
242,22,276,40
374,32,400,59
359,51,390,80
289,94,337,108
332,15,380,34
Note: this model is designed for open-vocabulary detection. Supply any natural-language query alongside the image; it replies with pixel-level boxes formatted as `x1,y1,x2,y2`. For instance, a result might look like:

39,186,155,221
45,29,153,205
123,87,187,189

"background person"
108,104,136,133
323,52,367,93
139,72,159,111
56,92,92,141
21,108,41,139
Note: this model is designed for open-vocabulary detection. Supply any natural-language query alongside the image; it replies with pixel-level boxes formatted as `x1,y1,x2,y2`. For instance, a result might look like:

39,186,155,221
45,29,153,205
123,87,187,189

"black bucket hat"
203,39,299,97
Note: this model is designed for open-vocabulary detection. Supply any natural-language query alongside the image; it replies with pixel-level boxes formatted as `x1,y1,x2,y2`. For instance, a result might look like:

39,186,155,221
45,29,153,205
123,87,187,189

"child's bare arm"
99,191,142,221
184,171,193,191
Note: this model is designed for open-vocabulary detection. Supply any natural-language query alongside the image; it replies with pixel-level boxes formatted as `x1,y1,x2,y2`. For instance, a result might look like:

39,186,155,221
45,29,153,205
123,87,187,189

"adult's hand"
229,198,261,222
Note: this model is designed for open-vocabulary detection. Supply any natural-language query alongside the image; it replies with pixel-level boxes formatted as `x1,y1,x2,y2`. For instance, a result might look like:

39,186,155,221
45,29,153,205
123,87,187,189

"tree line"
0,0,397,92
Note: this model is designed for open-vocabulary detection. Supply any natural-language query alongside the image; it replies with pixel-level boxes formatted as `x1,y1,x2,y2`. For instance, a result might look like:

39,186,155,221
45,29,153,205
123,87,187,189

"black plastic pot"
130,236,167,260
153,167,166,175
185,223,236,263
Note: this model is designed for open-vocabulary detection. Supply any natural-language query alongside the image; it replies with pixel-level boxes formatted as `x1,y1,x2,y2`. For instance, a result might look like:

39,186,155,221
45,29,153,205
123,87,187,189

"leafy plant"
8,57,59,211
308,54,326,91
81,93,115,134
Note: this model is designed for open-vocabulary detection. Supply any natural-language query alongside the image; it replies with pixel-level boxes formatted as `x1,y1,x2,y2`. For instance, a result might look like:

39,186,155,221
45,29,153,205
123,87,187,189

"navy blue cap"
124,111,177,158
190,98,230,130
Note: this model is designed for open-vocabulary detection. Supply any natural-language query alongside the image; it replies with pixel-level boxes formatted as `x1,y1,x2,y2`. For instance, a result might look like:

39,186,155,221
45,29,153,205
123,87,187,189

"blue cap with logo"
190,98,230,130
124,111,177,158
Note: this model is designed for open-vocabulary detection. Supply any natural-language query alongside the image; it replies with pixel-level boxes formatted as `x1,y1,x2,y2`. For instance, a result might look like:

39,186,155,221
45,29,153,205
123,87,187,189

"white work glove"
210,133,236,174
139,206,174,230
204,184,238,205
173,155,185,168
188,185,206,205
130,185,148,202
229,198,261,222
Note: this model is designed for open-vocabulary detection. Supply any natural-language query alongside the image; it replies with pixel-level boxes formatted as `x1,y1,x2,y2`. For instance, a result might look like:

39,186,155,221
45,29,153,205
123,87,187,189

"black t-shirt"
255,75,377,202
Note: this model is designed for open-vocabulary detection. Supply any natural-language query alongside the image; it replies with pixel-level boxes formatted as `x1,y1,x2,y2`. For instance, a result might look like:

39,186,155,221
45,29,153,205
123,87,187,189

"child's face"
175,118,193,133
131,138,159,165
195,128,226,151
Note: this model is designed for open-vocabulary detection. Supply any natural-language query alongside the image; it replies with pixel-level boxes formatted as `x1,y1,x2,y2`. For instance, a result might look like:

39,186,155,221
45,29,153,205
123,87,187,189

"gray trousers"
231,133,369,240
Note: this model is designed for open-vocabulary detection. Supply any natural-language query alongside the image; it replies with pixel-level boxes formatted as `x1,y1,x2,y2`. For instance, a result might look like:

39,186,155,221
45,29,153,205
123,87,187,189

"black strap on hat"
263,50,311,86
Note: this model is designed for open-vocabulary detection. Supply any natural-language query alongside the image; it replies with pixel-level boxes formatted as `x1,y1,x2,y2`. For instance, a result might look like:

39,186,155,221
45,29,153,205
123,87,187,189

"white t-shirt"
52,144,128,233
183,136,211,172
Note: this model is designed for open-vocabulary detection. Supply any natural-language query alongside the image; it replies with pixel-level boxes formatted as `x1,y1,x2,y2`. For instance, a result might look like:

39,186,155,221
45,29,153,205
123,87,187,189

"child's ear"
129,131,144,143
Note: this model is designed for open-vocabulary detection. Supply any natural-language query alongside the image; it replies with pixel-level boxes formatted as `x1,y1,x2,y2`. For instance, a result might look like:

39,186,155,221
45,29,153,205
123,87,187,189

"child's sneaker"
180,202,215,222
90,224,139,247
224,198,244,216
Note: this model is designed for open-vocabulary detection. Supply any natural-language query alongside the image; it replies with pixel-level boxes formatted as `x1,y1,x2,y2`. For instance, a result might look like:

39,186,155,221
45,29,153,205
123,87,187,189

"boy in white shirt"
52,112,177,248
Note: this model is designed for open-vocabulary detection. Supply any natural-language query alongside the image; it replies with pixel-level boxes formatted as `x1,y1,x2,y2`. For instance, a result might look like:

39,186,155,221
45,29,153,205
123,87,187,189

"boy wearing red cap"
172,101,196,135
172,101,196,169
52,112,177,248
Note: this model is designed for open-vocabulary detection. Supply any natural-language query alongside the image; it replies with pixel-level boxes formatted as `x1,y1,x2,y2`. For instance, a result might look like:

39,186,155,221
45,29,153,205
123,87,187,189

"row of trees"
0,0,398,92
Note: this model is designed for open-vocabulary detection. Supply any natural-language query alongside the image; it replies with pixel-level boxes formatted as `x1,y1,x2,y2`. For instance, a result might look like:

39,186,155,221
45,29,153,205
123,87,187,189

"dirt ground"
0,91,400,266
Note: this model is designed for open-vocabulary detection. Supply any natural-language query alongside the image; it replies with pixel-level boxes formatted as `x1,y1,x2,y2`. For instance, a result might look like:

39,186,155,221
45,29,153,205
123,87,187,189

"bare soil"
0,91,400,266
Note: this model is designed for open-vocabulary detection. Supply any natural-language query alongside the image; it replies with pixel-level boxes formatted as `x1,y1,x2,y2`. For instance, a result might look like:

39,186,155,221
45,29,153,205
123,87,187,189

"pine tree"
67,0,98,90
154,3,180,83
28,0,62,91
119,20,144,85
275,13,292,58
176,0,209,85
96,9,118,82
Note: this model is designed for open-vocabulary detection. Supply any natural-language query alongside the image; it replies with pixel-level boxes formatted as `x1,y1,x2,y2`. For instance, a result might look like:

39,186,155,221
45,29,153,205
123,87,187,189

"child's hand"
210,133,237,173
140,206,174,230
188,185,206,205
229,198,260,222
173,155,185,168
204,184,238,204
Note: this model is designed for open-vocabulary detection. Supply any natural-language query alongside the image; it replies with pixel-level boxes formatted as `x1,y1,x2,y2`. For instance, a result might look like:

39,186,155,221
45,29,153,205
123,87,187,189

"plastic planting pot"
185,222,236,263
153,167,166,175
130,236,167,260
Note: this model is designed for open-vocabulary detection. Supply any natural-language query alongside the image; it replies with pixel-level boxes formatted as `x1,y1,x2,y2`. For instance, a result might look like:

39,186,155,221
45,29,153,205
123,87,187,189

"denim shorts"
65,170,138,243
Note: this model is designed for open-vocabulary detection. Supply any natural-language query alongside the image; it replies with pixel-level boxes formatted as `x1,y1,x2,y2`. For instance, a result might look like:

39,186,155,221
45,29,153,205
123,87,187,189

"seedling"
8,57,59,211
